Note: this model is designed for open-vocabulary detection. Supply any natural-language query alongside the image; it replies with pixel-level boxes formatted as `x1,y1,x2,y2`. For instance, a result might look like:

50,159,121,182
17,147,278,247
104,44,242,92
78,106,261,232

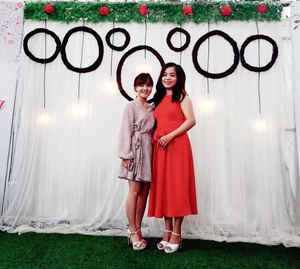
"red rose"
257,4,267,14
220,5,232,16
44,3,55,15
99,6,109,16
182,5,193,16
139,5,148,16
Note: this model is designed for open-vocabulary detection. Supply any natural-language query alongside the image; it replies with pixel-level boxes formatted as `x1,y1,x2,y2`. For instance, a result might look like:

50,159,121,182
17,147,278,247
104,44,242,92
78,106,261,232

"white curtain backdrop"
0,0,23,213
291,1,300,205
1,19,300,247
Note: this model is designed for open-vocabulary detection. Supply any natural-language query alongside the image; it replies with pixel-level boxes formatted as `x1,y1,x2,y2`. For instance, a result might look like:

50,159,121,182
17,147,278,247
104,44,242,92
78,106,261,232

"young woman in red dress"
148,63,198,253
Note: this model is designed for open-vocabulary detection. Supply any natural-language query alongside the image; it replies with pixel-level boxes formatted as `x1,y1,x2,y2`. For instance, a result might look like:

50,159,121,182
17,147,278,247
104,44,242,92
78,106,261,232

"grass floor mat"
0,232,299,269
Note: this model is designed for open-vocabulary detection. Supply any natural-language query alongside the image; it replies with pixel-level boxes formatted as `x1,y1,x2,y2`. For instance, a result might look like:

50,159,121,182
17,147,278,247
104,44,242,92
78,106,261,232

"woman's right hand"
158,133,174,149
122,159,132,170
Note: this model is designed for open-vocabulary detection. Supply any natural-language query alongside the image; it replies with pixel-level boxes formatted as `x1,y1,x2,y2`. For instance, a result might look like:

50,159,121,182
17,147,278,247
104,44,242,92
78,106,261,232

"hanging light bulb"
136,61,153,73
37,112,52,126
253,116,269,132
70,101,88,120
101,78,118,96
198,95,217,114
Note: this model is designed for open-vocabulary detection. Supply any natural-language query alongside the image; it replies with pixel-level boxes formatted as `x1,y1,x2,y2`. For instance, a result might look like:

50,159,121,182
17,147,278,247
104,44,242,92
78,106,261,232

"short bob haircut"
134,73,154,88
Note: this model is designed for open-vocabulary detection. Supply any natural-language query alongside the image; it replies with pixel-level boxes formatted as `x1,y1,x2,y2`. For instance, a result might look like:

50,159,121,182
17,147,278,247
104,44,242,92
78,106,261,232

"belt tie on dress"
133,127,147,179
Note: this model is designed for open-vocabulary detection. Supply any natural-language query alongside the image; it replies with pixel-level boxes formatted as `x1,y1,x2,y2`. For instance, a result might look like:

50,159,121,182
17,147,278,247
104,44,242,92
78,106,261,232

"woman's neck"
135,96,147,106
166,89,173,96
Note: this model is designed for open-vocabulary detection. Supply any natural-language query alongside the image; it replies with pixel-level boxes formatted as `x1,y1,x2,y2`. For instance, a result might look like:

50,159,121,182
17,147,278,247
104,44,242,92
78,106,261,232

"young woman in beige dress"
118,73,155,250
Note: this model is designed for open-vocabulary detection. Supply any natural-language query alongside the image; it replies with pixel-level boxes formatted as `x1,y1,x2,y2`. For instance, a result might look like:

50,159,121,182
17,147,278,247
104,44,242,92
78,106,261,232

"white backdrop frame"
0,1,300,248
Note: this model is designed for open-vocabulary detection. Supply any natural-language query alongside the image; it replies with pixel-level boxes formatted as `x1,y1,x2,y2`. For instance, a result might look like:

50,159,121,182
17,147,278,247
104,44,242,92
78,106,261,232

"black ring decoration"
116,45,165,102
105,28,130,51
166,27,191,52
192,30,239,79
61,26,104,73
23,28,61,64
240,35,278,72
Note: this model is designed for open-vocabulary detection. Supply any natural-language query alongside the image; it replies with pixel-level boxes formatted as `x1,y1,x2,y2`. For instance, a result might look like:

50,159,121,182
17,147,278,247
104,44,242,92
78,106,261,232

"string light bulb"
70,101,88,120
136,62,152,73
253,116,269,132
198,95,217,114
37,112,52,126
101,78,118,96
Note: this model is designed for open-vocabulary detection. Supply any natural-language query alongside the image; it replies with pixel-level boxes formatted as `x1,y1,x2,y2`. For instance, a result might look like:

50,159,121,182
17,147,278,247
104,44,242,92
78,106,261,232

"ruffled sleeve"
118,102,135,160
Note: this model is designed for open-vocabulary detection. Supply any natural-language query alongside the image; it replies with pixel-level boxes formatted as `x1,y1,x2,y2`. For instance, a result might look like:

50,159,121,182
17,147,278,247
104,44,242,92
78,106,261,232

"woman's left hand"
158,134,174,149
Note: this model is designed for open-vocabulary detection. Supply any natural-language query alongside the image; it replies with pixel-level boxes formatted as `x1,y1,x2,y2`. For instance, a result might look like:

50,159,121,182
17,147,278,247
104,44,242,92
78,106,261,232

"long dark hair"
152,62,186,107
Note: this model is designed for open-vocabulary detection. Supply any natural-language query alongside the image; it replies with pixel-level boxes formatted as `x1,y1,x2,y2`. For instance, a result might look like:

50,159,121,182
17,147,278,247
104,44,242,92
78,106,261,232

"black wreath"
166,27,191,52
240,35,278,72
192,30,239,79
23,28,61,64
61,26,104,73
116,45,165,102
105,28,130,51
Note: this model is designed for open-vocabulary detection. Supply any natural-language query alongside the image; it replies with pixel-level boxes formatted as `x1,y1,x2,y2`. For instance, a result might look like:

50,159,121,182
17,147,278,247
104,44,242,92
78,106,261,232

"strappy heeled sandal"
127,229,146,251
137,228,148,247
164,232,182,253
157,230,172,250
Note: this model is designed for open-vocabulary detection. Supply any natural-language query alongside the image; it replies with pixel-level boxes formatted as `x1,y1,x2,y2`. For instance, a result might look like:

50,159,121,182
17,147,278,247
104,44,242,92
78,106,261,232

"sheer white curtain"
0,0,23,218
292,1,300,215
1,19,299,247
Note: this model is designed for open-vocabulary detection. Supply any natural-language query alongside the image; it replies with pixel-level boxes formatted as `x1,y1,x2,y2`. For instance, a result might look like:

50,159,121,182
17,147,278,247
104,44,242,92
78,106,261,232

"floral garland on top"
24,1,282,24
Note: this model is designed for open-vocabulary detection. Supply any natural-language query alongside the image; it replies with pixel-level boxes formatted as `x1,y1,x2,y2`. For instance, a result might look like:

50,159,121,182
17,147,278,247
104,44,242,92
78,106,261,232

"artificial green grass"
0,232,299,269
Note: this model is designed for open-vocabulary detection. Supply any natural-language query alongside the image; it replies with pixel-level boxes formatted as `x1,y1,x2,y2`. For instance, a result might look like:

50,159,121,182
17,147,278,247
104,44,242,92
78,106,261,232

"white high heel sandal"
127,229,146,251
157,230,172,250
164,232,182,253
137,228,148,247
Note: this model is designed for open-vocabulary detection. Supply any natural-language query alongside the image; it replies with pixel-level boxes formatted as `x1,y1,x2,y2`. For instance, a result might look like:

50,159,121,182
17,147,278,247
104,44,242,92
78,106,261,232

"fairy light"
198,95,217,114
70,101,88,120
136,62,153,73
101,79,118,96
37,112,52,126
253,117,269,132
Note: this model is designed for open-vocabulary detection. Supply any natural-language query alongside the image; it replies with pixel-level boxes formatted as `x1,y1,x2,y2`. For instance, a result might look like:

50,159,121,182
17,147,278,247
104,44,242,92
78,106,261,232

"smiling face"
162,66,177,90
134,82,152,99
133,73,153,100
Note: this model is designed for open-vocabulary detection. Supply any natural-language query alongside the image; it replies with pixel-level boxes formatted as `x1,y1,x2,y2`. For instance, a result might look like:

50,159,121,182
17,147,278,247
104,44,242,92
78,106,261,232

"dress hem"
118,176,151,184
147,212,198,218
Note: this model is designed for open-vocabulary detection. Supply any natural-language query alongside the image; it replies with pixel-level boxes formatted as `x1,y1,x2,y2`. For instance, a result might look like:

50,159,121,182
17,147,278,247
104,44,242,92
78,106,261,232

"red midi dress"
148,95,198,218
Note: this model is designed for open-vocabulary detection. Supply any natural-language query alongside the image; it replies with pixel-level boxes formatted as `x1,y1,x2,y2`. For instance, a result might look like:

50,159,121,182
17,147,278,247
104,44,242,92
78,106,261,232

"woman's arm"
118,103,135,167
158,95,196,148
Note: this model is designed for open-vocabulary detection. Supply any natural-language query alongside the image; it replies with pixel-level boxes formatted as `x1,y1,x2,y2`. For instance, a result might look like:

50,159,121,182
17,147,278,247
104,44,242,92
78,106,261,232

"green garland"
24,1,283,24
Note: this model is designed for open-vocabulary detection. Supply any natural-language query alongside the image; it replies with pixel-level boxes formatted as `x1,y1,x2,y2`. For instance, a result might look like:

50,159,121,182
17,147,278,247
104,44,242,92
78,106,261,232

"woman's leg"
164,217,183,253
135,183,150,237
156,217,173,249
126,181,142,242
163,217,173,239
168,217,183,244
